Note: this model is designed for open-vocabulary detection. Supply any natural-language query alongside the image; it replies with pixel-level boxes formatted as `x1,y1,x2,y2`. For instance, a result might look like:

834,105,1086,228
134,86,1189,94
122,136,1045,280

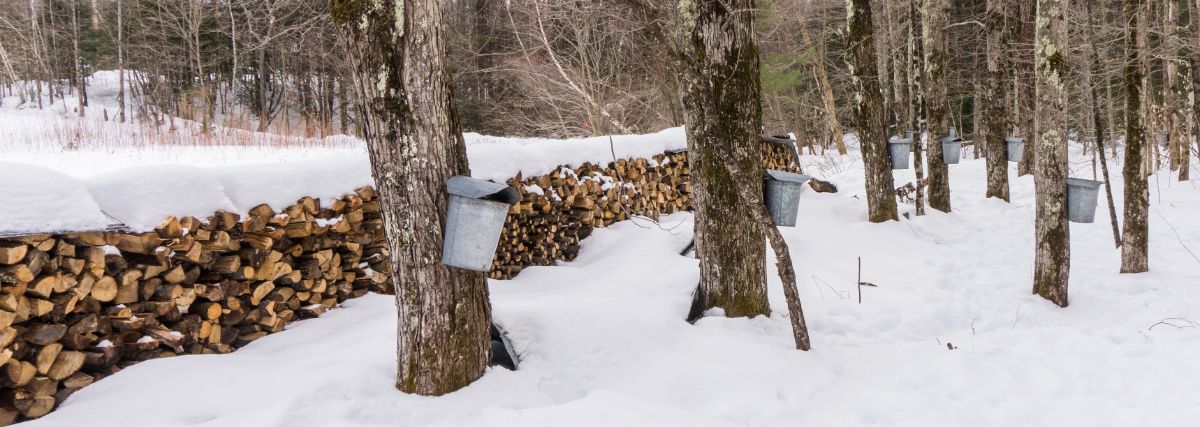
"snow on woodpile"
3,125,690,234
463,127,687,182
214,157,373,213
86,165,238,231
0,162,119,236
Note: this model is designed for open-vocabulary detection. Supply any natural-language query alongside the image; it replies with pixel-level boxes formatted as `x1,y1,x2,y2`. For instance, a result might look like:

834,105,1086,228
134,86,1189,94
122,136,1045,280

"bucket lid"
761,134,795,146
889,136,912,145
1066,178,1103,189
446,176,520,205
1004,136,1025,144
940,135,963,144
764,169,811,184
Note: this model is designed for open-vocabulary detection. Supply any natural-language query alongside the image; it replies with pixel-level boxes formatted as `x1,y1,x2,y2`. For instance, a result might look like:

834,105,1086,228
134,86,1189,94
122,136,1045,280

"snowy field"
6,75,1200,426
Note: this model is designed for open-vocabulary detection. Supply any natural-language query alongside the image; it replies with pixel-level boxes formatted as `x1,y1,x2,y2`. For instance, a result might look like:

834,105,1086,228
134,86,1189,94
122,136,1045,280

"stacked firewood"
0,187,389,424
489,145,802,279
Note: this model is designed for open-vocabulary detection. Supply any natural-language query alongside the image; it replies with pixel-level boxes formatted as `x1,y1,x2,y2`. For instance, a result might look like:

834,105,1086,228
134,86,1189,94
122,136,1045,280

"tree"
907,0,927,216
797,3,847,155
922,0,951,212
983,0,1015,201
1081,0,1121,249
1121,0,1149,274
331,0,493,394
1194,0,1200,176
676,0,769,319
1031,0,1069,307
847,0,899,223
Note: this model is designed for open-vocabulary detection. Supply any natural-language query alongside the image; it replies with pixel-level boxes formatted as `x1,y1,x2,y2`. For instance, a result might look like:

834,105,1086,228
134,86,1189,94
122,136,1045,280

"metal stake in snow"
857,257,877,304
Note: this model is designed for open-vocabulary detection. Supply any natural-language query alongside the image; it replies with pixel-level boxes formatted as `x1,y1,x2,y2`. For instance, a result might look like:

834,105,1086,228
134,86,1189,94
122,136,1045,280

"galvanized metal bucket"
1005,136,1025,162
1066,178,1103,223
442,176,520,271
888,136,913,170
763,169,810,227
941,127,963,165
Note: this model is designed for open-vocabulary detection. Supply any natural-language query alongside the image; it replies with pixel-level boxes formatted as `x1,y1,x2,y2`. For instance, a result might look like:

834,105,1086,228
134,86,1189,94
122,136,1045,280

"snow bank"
0,162,118,236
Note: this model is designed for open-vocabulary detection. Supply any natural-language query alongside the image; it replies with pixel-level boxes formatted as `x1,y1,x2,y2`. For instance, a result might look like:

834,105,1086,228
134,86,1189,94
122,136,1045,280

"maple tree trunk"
1121,0,1150,274
984,0,1015,201
677,0,769,318
922,0,951,212
331,0,492,395
847,0,899,223
1031,0,1069,307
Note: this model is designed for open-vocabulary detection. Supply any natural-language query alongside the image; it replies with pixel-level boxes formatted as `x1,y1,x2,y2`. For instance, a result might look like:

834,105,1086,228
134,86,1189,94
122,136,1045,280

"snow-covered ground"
18,148,1200,426
6,73,1200,426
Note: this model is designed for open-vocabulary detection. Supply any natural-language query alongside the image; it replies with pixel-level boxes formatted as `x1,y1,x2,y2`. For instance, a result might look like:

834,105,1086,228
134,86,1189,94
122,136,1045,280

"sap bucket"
1004,136,1025,162
888,135,913,169
941,127,963,164
1066,178,1103,223
763,169,810,227
442,176,520,271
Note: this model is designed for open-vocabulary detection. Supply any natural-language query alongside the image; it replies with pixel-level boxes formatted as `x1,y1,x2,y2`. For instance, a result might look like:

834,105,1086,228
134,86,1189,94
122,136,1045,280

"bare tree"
332,0,493,394
675,0,771,319
1121,0,1149,274
922,0,951,212
848,0,899,222
1031,0,1069,307
983,0,1015,201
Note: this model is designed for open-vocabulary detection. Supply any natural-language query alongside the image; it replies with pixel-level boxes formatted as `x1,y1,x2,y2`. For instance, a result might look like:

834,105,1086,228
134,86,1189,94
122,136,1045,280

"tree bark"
70,0,85,117
1193,0,1200,180
908,0,926,216
847,0,899,223
331,0,492,395
1031,0,1069,307
117,0,125,123
677,0,770,318
1083,0,1122,249
922,0,951,212
1016,0,1037,177
1121,0,1150,274
1163,0,1181,175
984,0,1015,201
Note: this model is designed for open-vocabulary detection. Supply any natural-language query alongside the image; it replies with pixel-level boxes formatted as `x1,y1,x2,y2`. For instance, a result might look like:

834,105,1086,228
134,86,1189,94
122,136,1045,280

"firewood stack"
0,186,389,424
488,146,802,279
0,143,805,422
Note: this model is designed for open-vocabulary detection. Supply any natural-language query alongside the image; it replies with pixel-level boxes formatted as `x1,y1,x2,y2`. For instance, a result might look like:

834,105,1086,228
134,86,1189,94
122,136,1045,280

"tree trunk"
71,0,85,117
1193,0,1200,179
922,0,951,212
1163,0,1180,174
908,0,926,216
331,0,492,395
1016,0,1036,177
117,0,126,123
1121,0,1150,274
677,0,770,318
848,0,899,223
984,0,1014,201
1031,0,1069,307
1083,0,1122,249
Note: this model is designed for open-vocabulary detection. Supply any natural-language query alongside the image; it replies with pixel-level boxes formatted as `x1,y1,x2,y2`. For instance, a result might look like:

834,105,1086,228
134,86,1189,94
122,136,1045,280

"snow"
3,74,688,233
22,147,1200,427
7,71,1200,426
463,128,686,183
86,165,238,231
0,161,118,236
